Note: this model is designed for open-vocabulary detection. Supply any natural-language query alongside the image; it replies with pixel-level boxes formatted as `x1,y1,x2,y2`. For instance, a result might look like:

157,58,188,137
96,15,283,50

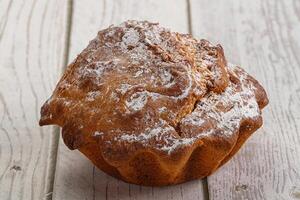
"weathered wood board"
190,0,300,199
0,0,69,199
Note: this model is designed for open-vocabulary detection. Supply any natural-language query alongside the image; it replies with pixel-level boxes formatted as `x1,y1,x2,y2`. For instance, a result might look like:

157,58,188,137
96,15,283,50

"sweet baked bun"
39,20,268,186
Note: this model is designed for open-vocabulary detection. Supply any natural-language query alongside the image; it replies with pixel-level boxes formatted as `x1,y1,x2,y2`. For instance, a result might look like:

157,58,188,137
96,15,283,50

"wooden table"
1,0,299,199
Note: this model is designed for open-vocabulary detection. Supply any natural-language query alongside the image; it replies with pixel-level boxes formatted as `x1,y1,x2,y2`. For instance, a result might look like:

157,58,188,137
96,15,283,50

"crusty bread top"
39,21,267,160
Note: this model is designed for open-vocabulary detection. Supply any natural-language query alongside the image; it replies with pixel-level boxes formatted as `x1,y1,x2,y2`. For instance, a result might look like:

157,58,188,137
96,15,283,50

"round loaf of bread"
39,20,268,186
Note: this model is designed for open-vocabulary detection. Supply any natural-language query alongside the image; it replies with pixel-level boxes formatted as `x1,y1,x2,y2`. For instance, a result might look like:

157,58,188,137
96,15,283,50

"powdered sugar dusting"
117,119,196,154
93,131,104,138
199,83,259,133
158,106,167,113
86,91,101,101
117,64,261,154
48,21,263,155
116,84,132,94
160,137,196,154
125,91,148,112
120,28,140,50
181,115,205,126
159,69,174,88
70,20,221,115
180,65,260,138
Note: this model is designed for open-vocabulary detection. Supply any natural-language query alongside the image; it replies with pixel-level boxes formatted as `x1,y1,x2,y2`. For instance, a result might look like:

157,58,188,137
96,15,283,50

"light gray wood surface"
52,0,207,200
190,0,300,199
1,0,299,199
0,0,69,199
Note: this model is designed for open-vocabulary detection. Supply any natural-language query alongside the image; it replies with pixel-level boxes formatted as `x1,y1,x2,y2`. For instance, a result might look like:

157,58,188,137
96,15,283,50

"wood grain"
0,0,70,199
52,0,208,199
190,0,300,199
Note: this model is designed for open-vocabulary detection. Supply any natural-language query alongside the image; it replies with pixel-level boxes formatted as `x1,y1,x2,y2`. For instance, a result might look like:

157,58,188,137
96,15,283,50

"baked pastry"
39,20,268,186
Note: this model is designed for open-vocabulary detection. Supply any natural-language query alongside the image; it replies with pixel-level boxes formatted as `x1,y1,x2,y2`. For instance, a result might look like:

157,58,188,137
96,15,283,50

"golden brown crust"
39,20,268,186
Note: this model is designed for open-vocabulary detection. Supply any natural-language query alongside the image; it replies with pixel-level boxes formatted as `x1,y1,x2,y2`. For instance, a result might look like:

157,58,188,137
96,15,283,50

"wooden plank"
190,0,300,199
0,0,70,199
53,0,208,199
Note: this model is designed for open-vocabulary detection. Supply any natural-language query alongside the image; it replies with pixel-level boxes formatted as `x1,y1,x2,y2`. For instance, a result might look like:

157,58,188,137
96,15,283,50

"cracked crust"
39,21,268,186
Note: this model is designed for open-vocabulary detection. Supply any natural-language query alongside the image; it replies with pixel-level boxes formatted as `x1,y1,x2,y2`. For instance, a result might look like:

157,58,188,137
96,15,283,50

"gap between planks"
45,0,74,199
186,0,209,199
186,0,210,199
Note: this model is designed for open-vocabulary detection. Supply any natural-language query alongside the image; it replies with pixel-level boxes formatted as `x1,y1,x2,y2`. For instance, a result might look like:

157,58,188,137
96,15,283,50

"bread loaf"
39,20,268,186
